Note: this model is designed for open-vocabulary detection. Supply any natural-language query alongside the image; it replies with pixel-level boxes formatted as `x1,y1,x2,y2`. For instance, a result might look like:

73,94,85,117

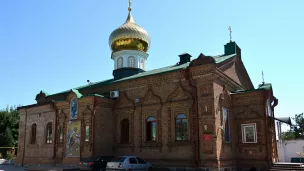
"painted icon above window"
70,98,78,120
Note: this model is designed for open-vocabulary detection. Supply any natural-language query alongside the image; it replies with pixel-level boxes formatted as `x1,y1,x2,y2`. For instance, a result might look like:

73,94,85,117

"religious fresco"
70,98,78,120
242,123,257,143
66,121,81,157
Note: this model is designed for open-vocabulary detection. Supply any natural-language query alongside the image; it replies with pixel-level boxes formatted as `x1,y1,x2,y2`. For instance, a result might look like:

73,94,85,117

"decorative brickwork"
16,53,277,171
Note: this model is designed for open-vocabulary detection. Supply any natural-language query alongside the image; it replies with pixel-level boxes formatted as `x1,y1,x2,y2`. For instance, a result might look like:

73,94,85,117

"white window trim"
241,123,257,143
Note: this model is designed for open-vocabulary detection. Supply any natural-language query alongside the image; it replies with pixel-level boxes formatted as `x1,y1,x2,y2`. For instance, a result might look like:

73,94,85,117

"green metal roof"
47,54,236,97
258,83,272,90
213,53,236,63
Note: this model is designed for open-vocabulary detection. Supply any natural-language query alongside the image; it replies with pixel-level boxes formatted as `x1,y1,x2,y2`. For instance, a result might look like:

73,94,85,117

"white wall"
277,140,304,162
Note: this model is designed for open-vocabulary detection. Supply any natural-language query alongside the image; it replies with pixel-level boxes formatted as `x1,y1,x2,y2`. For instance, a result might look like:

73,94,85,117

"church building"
16,2,279,171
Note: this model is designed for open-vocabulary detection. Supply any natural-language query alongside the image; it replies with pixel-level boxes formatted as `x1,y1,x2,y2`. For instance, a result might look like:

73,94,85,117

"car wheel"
127,169,132,171
148,167,152,171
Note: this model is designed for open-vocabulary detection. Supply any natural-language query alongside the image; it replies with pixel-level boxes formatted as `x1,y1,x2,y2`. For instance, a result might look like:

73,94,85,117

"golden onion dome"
109,10,150,53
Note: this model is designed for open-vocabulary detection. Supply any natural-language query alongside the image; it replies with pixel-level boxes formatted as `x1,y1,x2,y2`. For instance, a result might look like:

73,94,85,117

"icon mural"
242,123,257,143
66,121,81,157
70,98,78,120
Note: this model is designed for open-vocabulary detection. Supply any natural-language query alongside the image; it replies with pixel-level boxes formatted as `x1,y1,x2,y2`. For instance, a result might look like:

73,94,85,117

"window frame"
222,107,231,143
85,125,90,142
46,122,53,144
146,116,157,141
241,123,257,143
117,57,123,68
128,56,135,68
140,58,144,69
30,123,37,144
58,125,64,143
120,119,129,144
175,114,188,141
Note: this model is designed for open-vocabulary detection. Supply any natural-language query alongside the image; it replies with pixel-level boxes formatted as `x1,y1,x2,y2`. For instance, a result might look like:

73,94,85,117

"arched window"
120,119,129,143
117,57,123,68
146,117,156,141
128,56,135,68
58,125,63,143
46,122,53,144
176,114,188,140
140,58,144,69
85,124,90,142
30,123,37,144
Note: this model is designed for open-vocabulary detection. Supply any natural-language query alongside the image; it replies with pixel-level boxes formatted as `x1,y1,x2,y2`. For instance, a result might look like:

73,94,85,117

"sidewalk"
23,164,79,171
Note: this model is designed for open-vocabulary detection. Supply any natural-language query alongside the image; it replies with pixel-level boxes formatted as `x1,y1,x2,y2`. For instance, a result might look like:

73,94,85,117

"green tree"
281,113,304,140
293,113,304,138
281,130,296,140
0,106,19,147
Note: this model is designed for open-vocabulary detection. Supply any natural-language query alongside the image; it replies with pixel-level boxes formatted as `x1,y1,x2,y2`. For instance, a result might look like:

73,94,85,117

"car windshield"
111,157,126,162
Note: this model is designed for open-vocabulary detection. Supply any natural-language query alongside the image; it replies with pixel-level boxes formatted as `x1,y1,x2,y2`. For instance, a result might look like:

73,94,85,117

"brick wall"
16,58,274,170
232,90,272,170
16,104,56,165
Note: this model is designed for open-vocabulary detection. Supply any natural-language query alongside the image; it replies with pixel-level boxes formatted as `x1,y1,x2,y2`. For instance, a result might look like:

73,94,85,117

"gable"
217,56,254,90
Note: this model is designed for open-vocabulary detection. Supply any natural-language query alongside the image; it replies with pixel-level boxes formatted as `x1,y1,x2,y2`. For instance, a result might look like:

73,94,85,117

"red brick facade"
16,52,278,171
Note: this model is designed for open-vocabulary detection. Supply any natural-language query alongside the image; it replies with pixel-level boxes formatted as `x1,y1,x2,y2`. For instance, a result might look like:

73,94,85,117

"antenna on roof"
262,71,265,85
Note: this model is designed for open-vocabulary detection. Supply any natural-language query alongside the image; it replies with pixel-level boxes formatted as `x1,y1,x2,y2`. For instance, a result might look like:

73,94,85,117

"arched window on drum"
140,58,145,69
128,56,135,68
117,57,123,68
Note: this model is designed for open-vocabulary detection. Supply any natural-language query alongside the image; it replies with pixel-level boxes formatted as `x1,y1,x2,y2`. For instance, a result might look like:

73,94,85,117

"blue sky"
0,0,303,121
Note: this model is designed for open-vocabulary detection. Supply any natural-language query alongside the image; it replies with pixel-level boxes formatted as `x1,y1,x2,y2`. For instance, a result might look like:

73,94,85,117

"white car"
106,156,153,171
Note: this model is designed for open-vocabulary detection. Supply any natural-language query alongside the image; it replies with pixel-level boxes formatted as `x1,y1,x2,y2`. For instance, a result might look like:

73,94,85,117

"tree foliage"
0,106,19,147
292,113,304,139
281,113,304,140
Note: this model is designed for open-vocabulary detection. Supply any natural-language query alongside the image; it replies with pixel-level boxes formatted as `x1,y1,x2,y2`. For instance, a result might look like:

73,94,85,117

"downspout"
182,67,199,167
50,103,57,162
21,108,28,166
264,91,270,163
271,97,278,162
92,96,97,156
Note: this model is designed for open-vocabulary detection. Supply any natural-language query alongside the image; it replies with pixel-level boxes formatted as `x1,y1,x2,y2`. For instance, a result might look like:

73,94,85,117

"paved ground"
0,165,24,171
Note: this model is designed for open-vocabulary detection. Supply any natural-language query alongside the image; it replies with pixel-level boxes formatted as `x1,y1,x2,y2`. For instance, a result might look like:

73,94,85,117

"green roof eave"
70,89,83,98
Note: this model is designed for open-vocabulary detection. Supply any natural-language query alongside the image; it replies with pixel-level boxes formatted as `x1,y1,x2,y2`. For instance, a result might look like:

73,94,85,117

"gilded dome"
109,11,150,53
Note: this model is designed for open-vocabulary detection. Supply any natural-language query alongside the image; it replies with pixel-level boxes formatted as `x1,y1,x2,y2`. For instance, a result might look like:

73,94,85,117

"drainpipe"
271,97,278,162
264,91,270,165
182,67,199,167
50,103,57,162
21,108,28,166
92,96,97,156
